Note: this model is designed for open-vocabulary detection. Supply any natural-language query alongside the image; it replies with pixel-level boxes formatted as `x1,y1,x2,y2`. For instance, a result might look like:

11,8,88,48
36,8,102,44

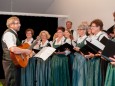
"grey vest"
1,29,21,61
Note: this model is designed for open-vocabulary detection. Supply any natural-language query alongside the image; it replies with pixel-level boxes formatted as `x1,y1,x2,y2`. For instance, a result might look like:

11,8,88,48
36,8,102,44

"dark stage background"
0,14,58,79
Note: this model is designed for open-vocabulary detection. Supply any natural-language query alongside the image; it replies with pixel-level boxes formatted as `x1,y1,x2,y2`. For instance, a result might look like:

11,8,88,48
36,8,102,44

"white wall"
0,0,115,30
46,0,115,30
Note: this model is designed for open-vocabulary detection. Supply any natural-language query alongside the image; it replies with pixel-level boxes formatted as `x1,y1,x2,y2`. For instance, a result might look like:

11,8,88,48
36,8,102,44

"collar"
55,36,65,44
10,28,17,34
25,38,33,42
78,35,87,39
95,31,102,37
56,36,65,41
40,40,49,46
77,35,87,43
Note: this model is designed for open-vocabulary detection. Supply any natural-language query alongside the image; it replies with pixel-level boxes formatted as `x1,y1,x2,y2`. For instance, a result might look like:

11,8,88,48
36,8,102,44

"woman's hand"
94,51,102,57
73,47,80,52
109,57,115,65
54,51,65,54
84,52,95,58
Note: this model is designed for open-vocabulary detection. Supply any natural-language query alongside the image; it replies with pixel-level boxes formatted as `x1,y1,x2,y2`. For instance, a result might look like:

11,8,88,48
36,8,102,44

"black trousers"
2,60,21,86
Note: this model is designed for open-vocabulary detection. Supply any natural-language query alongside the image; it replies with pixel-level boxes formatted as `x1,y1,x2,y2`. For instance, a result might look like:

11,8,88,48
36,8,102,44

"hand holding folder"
34,47,56,60
101,55,112,62
109,57,115,64
100,36,108,45
56,43,75,53
80,40,103,55
101,39,115,62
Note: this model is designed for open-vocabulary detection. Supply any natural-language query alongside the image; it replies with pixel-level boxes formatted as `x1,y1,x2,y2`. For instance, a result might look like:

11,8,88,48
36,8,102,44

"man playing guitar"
2,16,31,86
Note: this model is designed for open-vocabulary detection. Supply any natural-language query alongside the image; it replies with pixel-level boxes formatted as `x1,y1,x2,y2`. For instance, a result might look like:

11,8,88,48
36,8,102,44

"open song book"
34,47,56,60
80,39,105,55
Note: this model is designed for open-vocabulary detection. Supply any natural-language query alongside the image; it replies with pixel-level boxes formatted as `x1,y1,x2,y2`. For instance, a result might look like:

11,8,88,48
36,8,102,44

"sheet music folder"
102,39,115,57
100,38,115,62
34,47,56,60
56,43,75,53
32,49,40,53
100,36,108,45
80,40,101,55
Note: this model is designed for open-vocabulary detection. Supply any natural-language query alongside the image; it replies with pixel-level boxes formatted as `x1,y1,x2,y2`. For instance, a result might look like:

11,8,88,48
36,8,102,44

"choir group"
2,11,115,86
21,16,115,86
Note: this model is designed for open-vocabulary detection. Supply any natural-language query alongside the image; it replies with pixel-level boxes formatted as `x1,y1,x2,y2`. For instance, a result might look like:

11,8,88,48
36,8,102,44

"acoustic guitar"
10,37,40,68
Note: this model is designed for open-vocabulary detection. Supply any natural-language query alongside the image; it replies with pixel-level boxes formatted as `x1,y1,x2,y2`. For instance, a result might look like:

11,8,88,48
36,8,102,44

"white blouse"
92,31,108,41
77,35,87,44
64,38,72,45
34,40,49,49
22,38,34,45
39,40,49,47
54,36,65,45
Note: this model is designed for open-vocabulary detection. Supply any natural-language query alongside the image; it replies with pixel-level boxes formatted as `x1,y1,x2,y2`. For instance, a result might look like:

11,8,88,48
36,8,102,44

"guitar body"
10,43,31,68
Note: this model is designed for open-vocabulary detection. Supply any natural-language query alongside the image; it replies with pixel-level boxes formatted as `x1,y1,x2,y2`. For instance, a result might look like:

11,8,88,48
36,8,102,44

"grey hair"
78,24,89,30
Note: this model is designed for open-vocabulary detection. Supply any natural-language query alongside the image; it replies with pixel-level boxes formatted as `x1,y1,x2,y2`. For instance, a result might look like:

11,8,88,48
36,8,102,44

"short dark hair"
25,28,34,36
57,26,65,32
90,19,103,30
113,11,115,17
66,21,72,25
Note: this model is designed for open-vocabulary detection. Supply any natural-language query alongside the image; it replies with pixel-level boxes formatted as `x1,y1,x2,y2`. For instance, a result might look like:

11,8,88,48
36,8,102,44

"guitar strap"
71,30,74,35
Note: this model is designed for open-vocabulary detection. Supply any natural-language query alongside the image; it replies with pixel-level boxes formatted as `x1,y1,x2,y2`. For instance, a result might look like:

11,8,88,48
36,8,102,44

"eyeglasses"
90,26,97,28
12,22,20,25
77,29,85,30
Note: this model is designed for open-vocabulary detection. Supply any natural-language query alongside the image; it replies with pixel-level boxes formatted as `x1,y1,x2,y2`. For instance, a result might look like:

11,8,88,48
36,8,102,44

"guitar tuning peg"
36,36,41,41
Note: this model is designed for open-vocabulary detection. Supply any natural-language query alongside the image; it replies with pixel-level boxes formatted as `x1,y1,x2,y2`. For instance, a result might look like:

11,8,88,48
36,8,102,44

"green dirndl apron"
86,57,102,86
104,63,115,86
36,56,52,86
72,52,87,86
21,56,52,86
50,44,70,86
21,57,36,86
104,38,115,86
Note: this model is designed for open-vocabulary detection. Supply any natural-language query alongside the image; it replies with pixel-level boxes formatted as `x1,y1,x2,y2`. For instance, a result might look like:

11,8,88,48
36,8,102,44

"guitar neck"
29,38,39,50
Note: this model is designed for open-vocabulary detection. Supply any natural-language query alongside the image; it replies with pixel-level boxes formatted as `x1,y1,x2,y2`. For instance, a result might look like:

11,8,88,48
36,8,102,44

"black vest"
1,29,21,61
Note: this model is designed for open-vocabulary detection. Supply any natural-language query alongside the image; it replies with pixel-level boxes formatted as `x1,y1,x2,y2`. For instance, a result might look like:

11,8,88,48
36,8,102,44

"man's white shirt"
2,29,17,49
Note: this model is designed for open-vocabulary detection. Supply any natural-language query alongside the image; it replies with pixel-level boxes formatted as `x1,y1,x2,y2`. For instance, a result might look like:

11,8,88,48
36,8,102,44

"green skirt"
50,54,70,86
36,56,52,86
21,56,52,86
72,52,87,86
86,57,102,86
36,58,45,86
21,57,36,86
105,63,115,86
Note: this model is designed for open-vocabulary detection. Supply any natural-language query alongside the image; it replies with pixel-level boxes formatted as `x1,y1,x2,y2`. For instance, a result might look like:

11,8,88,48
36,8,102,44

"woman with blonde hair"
33,30,51,86
34,30,51,49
